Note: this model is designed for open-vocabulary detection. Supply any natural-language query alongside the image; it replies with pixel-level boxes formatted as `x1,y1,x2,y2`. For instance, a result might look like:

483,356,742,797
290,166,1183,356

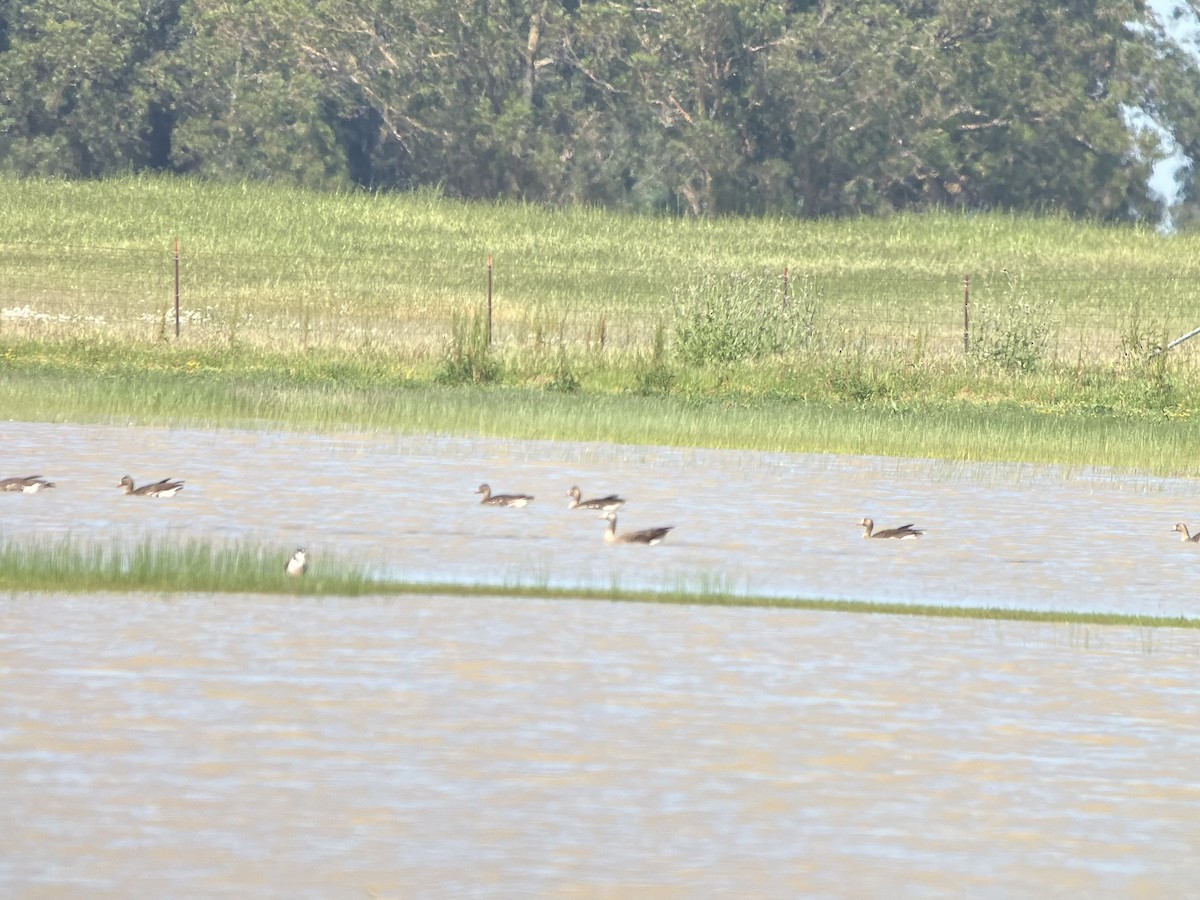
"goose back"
859,517,923,540
476,483,534,507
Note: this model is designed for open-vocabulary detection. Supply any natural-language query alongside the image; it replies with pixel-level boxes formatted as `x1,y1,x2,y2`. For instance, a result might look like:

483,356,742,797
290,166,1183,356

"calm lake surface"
4,421,1200,616
3,422,1200,896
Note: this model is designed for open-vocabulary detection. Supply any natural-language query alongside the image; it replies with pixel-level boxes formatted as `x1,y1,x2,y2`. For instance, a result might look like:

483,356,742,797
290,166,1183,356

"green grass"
3,340,1200,475
2,174,1198,359
3,175,1200,475
0,534,380,595
2,534,1197,631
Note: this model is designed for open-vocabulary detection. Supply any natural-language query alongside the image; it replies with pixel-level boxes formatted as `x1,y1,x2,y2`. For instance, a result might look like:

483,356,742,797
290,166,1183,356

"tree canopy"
0,0,1196,222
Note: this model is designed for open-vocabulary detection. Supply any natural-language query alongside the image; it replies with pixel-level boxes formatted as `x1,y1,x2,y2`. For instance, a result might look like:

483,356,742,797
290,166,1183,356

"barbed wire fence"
0,241,1197,366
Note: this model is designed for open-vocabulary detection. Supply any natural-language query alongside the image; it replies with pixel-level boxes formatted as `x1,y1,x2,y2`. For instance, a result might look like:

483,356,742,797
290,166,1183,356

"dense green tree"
0,0,182,175
751,0,1162,218
164,0,348,185
0,0,1191,222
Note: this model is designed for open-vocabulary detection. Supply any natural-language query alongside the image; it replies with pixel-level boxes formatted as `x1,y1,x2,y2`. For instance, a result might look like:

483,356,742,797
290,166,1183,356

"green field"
3,175,1200,477
3,174,1199,359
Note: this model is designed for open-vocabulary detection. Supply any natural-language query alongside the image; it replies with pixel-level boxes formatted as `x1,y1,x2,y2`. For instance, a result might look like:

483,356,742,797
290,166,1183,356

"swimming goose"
567,485,626,512
1172,523,1200,543
0,475,56,493
119,475,185,497
601,512,673,545
286,548,308,576
858,517,923,540
476,483,534,507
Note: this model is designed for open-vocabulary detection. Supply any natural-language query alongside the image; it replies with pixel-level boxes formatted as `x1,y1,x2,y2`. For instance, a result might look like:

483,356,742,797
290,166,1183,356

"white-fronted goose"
567,485,626,512
1172,523,1200,543
119,475,185,497
602,512,673,545
0,475,56,493
286,548,308,576
476,483,534,507
859,517,923,540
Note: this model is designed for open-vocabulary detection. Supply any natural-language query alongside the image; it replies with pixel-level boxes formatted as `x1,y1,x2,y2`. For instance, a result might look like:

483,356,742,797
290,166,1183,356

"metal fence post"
174,238,181,338
486,254,494,346
962,273,970,355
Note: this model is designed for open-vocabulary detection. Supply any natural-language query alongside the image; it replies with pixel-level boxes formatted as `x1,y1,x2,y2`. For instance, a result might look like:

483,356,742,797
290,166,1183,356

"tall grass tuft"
437,309,502,385
0,534,380,595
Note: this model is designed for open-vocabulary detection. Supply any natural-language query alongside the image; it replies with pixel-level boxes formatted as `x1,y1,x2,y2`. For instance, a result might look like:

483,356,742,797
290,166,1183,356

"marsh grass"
4,344,1200,475
0,534,381,595
3,534,1197,630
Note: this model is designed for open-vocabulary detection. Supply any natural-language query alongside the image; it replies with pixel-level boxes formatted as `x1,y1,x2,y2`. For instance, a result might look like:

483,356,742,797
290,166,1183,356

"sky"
1138,0,1200,227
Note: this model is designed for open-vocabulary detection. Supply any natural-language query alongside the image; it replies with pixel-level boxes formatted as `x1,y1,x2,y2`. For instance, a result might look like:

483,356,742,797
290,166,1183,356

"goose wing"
624,526,674,544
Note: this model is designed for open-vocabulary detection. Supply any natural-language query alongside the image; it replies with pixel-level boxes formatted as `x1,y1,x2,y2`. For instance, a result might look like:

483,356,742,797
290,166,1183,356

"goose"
119,475,185,497
1172,523,1200,543
0,475,56,493
858,517,923,540
476,483,534,507
286,548,308,576
601,512,673,545
567,485,626,512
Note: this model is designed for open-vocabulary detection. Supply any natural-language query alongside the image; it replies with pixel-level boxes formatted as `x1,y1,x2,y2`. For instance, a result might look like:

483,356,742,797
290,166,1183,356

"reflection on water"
4,421,1200,616
2,594,1199,896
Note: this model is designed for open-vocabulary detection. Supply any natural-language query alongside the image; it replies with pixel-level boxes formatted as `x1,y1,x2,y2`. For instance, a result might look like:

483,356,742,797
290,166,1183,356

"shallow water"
5,423,1200,895
4,421,1200,615
2,593,1199,897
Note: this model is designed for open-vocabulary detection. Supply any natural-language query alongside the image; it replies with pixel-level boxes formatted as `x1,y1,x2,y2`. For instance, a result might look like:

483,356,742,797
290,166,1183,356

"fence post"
174,237,181,338
962,273,970,355
486,254,494,347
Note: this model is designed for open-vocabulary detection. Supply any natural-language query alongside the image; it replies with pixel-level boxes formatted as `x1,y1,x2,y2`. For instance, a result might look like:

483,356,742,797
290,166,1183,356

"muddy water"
4,421,1200,615
5,423,1200,895
2,594,1200,897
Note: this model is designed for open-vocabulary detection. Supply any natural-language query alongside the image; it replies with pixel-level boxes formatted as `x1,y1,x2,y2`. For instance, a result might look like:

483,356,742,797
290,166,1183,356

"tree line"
1,0,1197,223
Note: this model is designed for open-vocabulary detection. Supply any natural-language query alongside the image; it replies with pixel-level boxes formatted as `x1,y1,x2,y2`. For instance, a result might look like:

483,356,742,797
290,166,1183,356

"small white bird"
286,548,308,577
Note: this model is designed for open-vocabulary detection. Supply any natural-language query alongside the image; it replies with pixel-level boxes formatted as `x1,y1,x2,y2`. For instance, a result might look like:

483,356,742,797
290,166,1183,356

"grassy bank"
2,534,1196,630
3,176,1200,474
4,337,1200,475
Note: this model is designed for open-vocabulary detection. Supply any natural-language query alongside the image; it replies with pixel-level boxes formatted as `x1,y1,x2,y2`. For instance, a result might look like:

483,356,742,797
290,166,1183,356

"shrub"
672,271,820,366
970,272,1055,373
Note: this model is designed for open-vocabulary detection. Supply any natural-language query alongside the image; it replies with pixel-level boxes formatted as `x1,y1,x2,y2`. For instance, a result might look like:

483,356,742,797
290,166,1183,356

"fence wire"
1,242,1197,364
